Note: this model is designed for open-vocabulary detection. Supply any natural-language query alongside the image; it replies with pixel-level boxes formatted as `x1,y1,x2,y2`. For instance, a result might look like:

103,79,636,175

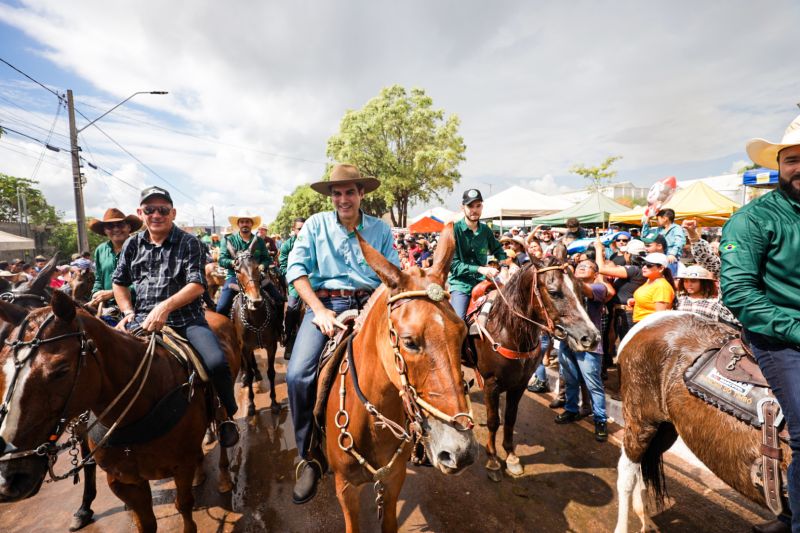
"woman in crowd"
627,252,675,324
675,264,740,327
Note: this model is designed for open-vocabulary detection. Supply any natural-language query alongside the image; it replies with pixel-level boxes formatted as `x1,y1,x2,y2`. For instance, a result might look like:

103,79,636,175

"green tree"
570,156,623,192
270,184,331,236
737,163,759,174
0,174,59,225
49,222,105,258
326,85,466,227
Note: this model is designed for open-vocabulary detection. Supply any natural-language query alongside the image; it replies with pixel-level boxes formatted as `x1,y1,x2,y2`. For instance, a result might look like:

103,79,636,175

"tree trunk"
390,206,399,227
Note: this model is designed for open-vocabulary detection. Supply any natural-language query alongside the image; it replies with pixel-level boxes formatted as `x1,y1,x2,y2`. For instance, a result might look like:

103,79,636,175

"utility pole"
67,90,90,253
211,205,216,234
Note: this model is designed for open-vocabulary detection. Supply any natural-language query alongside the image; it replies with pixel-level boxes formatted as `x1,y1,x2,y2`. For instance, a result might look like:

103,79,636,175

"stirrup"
295,458,323,480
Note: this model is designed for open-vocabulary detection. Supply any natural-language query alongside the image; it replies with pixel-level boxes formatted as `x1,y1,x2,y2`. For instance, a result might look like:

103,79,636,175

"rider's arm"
278,239,291,275
293,276,325,315
594,240,628,278
91,246,103,295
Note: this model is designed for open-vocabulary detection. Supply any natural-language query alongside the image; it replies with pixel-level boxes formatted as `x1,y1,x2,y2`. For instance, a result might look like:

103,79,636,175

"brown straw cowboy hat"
88,208,143,236
310,164,380,196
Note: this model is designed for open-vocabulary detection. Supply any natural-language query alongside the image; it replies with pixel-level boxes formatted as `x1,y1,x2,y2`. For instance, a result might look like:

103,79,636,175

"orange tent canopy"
408,216,444,233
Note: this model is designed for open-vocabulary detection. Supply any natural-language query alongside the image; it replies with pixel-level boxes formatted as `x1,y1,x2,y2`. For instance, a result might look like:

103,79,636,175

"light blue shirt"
286,210,399,291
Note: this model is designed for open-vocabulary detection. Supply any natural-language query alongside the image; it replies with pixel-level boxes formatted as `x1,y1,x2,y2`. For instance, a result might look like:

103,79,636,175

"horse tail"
640,421,678,510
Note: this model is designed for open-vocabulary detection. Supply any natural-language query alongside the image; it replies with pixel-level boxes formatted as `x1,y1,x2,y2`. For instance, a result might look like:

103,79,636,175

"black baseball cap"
462,189,483,205
140,186,173,205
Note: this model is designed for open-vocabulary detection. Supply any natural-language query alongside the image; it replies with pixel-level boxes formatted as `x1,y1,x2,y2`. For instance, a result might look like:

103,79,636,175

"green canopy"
531,191,630,226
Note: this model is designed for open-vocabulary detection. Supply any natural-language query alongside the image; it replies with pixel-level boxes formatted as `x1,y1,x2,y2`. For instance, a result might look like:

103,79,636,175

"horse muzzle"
423,418,478,475
0,456,48,502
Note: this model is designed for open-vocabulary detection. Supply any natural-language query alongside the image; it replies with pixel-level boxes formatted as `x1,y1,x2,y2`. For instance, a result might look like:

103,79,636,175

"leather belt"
315,288,372,299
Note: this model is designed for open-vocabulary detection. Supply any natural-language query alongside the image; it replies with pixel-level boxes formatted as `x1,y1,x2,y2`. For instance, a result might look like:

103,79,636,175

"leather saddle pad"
158,327,210,383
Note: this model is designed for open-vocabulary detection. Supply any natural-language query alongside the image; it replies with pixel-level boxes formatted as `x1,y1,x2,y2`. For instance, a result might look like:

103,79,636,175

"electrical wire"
0,57,64,101
0,124,69,151
0,95,71,140
30,98,64,181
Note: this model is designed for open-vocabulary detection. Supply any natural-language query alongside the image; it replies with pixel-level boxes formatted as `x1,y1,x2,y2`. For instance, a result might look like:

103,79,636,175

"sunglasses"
142,205,172,216
616,238,629,243
105,221,128,229
643,262,662,269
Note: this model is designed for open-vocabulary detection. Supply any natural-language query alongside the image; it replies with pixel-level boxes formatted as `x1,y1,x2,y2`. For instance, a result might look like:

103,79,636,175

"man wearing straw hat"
88,208,142,313
285,163,398,504
721,114,800,533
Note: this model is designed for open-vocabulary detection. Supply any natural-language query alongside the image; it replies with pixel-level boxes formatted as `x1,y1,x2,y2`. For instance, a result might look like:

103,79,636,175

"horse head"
228,238,262,309
531,243,600,351
69,267,95,303
356,223,477,474
0,291,97,502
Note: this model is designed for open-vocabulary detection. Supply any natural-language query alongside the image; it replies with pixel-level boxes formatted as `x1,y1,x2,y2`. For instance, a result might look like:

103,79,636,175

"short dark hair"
21,263,32,271
293,217,306,224
657,208,675,222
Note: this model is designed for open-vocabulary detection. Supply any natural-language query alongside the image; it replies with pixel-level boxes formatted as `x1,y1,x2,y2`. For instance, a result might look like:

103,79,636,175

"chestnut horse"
204,262,226,302
226,238,282,416
68,267,95,303
471,244,601,480
324,225,477,533
614,312,790,533
0,292,241,533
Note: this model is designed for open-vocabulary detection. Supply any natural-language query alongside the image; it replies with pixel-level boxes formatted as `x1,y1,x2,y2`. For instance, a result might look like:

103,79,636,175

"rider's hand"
141,301,172,332
478,266,499,279
667,255,677,264
89,289,114,306
116,313,134,331
681,219,700,242
312,307,346,337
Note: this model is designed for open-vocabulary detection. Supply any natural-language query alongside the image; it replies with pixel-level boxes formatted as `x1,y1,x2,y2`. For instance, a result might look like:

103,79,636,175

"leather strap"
315,288,372,299
476,322,540,360
760,401,784,515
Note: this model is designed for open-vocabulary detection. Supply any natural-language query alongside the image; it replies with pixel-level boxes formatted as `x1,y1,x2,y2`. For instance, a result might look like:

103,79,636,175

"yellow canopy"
609,181,740,227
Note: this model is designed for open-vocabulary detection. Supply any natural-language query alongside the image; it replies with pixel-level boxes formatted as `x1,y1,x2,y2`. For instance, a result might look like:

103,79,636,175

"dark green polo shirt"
448,218,506,294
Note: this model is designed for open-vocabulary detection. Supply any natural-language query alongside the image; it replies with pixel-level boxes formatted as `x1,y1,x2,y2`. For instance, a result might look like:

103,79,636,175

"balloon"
644,176,677,219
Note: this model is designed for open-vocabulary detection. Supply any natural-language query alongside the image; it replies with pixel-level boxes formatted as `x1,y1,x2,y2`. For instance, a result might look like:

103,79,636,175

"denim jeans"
748,330,800,528
287,296,363,459
531,335,551,384
559,343,606,423
450,290,470,321
215,275,238,317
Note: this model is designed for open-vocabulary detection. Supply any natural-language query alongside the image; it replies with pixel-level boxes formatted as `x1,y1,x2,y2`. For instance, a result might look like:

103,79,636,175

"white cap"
620,239,646,256
643,252,669,267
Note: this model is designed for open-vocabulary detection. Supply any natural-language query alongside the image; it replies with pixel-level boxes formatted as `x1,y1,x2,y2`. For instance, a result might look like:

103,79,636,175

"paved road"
0,348,772,532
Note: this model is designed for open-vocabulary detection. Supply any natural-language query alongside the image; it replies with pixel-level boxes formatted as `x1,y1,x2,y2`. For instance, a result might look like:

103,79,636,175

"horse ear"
0,300,28,326
51,290,76,323
29,253,58,294
356,231,405,289
226,239,237,259
551,242,568,262
249,235,258,252
429,223,455,283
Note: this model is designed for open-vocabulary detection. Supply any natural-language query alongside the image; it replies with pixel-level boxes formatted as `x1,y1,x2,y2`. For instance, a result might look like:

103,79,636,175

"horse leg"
107,474,157,533
502,386,525,477
174,466,198,533
334,473,362,533
615,422,664,533
267,341,281,414
483,378,503,482
380,469,405,533
218,444,234,493
68,439,97,531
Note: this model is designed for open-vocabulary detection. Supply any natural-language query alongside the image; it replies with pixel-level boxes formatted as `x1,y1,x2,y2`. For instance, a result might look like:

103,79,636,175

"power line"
30,98,64,181
0,94,71,139
0,57,64,101
0,124,69,151
0,140,69,170
78,133,139,191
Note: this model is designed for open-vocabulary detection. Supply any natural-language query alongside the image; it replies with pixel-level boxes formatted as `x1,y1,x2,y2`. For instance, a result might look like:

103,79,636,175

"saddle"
134,326,210,383
684,336,787,515
465,280,497,339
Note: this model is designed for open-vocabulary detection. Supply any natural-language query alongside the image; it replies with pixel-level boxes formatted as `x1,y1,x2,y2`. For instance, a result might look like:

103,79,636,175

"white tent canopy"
479,185,574,220
409,207,458,224
0,230,34,251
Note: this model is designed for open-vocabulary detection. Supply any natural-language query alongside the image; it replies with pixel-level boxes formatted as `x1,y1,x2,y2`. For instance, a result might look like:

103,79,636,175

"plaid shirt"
676,295,740,328
113,224,206,328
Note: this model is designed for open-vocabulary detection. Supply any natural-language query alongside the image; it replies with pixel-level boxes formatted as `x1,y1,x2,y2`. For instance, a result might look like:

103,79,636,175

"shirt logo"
722,243,737,252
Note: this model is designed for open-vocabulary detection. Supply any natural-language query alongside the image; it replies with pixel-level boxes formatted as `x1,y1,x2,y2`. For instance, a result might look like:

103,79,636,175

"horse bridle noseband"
232,250,272,346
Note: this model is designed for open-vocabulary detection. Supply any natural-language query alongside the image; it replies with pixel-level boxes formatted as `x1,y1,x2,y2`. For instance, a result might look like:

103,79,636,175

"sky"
0,0,798,227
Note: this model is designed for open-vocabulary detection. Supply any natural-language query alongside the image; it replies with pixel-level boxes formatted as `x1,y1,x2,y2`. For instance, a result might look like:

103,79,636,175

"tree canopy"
270,184,331,236
0,174,59,226
326,85,466,227
49,221,105,258
570,156,622,191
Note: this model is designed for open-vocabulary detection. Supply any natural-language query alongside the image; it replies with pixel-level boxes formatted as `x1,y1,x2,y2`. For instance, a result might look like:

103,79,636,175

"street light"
67,90,168,252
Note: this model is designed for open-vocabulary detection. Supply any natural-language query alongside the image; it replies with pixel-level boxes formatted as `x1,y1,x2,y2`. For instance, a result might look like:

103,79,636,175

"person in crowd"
681,219,720,275
536,226,557,254
501,235,529,266
510,226,521,237
416,239,433,268
675,265,739,327
642,208,686,276
9,259,23,274
627,252,675,324
565,217,587,239
527,239,544,261
285,164,398,504
629,227,641,239
88,207,143,312
553,259,612,441
721,115,800,533
113,186,239,448
449,189,506,320
279,217,306,360
607,232,631,265
20,263,35,281
640,230,669,255
33,255,47,273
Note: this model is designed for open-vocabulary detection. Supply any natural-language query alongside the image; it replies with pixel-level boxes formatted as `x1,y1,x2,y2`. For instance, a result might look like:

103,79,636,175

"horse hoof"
68,511,94,531
505,456,524,477
192,470,207,487
486,459,503,482
247,404,256,417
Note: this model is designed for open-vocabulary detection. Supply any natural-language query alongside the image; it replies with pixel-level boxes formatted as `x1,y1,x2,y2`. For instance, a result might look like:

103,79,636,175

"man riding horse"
721,114,800,533
285,163,398,505
112,186,240,447
279,216,305,360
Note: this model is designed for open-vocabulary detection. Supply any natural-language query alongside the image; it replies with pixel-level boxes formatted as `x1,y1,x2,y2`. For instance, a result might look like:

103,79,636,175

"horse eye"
548,290,563,298
402,338,420,351
49,365,71,379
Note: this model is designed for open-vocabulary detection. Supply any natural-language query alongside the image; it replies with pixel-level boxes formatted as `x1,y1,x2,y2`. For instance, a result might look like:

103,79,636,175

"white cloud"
525,174,572,195
729,160,750,174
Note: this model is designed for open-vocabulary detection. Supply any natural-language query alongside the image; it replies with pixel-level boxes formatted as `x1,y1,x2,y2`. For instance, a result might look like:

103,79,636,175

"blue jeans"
667,261,679,276
559,343,606,423
216,275,238,317
532,335,551,383
748,330,799,527
287,296,363,459
450,290,470,321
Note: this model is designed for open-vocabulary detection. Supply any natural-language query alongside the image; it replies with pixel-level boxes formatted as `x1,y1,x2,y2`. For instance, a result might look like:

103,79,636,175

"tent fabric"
408,216,444,233
742,168,779,187
531,192,630,226
479,185,574,219
609,181,740,227
409,207,457,225
0,230,35,251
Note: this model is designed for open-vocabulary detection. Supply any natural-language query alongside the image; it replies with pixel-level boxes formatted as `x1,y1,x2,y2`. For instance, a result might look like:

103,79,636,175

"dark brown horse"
67,266,95,303
226,238,282,416
471,244,601,481
614,312,790,533
0,292,241,533
323,225,477,533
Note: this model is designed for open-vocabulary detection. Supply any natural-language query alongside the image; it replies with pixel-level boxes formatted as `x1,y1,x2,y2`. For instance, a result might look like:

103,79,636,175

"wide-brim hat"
88,208,143,236
676,264,715,280
228,211,262,229
310,164,380,196
746,114,800,170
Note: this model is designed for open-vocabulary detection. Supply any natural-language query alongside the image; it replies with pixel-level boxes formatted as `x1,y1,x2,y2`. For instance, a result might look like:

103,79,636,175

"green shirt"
279,235,298,298
720,189,800,345
92,240,134,301
218,232,272,278
448,218,506,295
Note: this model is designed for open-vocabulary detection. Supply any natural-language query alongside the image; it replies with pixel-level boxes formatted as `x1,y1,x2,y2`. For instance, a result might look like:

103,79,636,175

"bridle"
333,282,474,519
231,250,272,345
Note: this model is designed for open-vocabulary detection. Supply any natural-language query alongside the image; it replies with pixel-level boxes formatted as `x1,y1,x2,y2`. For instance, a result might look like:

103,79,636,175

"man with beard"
449,189,506,320
721,115,800,533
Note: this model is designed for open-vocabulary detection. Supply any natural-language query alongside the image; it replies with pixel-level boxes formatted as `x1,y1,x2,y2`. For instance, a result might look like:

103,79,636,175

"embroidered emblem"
722,243,737,252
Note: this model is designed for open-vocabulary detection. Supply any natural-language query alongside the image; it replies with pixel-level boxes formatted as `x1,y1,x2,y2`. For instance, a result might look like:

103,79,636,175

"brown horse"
323,225,477,533
614,312,790,533
0,292,241,533
226,238,282,416
471,244,601,480
205,262,226,302
68,266,95,303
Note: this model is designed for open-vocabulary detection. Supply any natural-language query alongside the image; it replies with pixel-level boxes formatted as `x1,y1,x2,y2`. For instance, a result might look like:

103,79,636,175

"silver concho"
426,283,446,302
